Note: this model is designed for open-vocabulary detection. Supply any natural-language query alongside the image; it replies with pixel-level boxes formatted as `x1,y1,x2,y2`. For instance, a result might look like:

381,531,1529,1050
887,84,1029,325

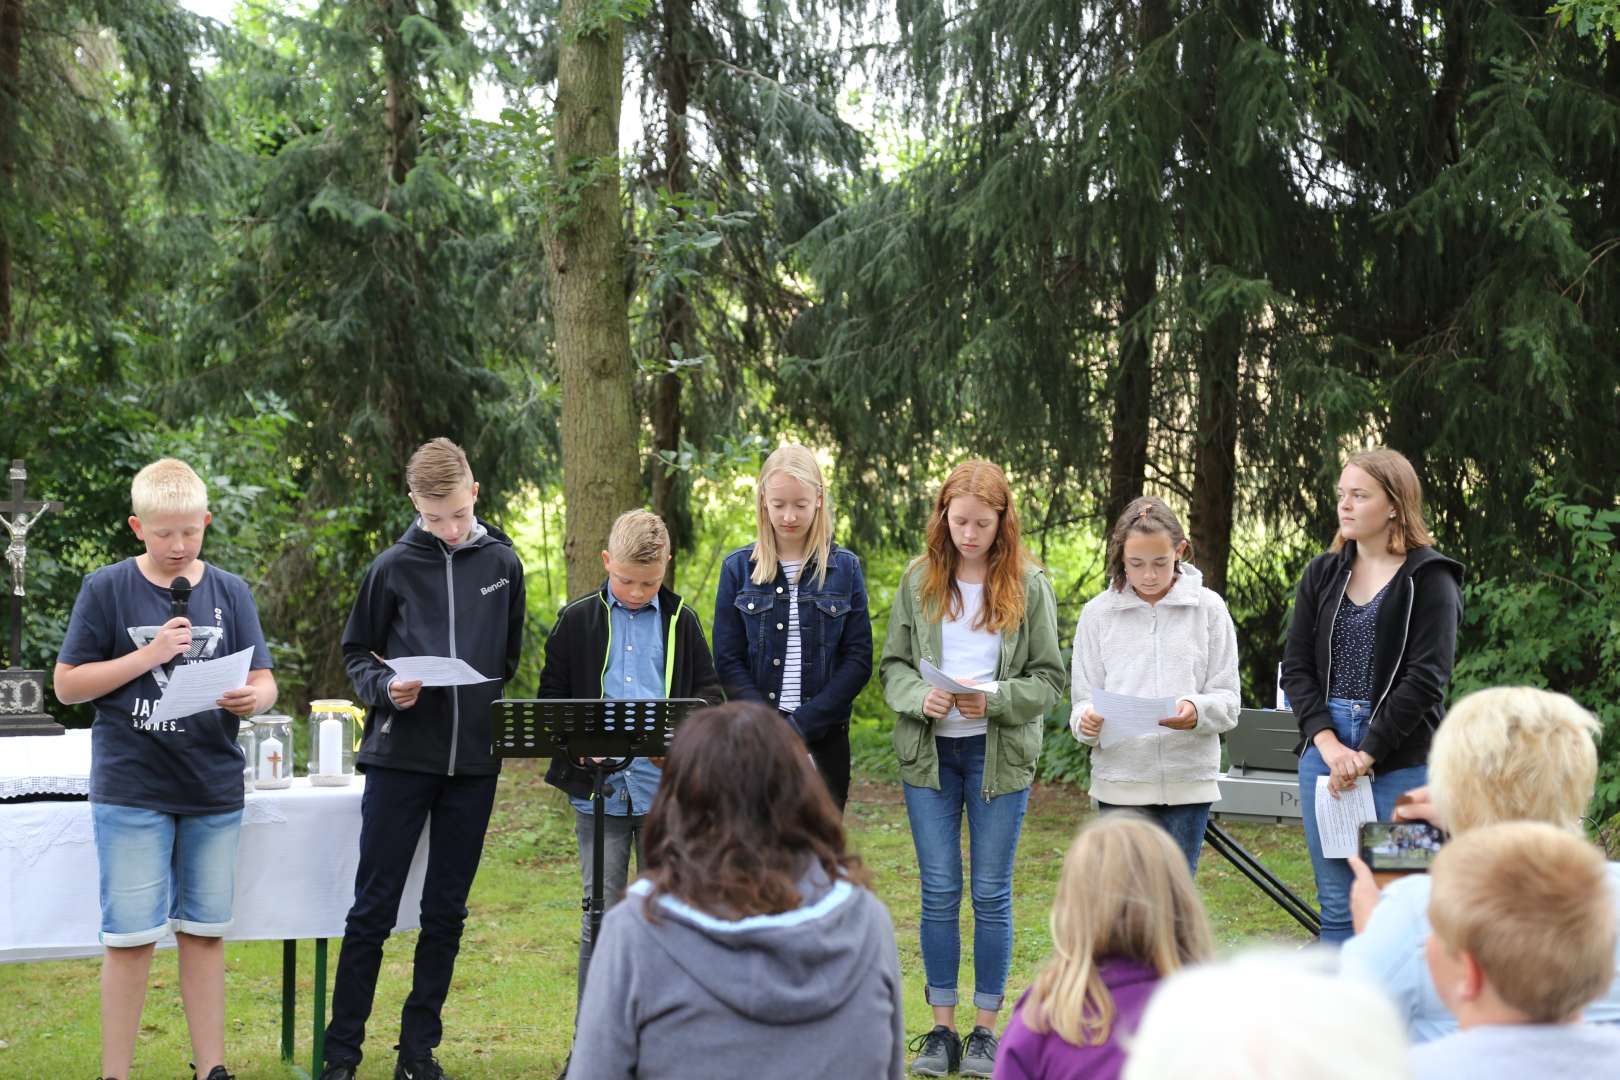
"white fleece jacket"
1069,564,1241,805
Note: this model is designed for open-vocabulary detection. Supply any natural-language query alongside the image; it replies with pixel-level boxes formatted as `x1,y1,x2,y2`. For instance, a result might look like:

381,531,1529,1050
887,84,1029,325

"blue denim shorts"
91,802,242,946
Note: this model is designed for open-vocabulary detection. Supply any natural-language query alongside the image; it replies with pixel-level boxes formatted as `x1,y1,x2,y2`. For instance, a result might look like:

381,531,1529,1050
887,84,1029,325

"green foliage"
1036,702,1090,789
564,0,654,42
1552,0,1620,50
6,0,1620,802
1453,485,1620,822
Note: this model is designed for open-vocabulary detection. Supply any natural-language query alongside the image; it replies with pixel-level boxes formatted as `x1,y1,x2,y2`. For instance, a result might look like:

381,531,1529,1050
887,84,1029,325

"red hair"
918,460,1032,634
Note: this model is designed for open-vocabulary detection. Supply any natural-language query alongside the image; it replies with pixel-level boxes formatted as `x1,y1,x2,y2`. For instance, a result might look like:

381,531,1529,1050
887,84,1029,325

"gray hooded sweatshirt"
568,869,905,1079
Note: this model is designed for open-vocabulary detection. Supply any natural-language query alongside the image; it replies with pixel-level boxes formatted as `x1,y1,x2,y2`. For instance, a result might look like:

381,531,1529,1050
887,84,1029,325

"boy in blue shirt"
321,438,525,1080
55,457,277,1080
540,509,722,998
1412,822,1620,1080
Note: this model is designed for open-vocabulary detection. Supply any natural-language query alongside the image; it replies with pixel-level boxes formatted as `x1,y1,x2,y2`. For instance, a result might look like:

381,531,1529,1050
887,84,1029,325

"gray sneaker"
960,1025,998,1077
907,1025,961,1076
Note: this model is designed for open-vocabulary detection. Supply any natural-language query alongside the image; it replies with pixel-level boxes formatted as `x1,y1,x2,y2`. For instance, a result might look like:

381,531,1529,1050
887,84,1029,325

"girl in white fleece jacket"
1069,497,1240,872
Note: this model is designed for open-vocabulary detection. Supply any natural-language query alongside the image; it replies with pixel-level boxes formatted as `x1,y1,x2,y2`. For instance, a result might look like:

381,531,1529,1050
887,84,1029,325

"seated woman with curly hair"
568,701,905,1079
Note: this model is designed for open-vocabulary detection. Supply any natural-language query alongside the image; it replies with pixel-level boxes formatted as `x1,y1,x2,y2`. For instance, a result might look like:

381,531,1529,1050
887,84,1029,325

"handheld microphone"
164,576,193,678
170,576,192,620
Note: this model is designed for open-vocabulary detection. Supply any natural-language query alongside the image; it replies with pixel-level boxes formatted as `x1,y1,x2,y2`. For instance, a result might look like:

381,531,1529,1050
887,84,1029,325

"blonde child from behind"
1411,821,1620,1079
996,812,1215,1080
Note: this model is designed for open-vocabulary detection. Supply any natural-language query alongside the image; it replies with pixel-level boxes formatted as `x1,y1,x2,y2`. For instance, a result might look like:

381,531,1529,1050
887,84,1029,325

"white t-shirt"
935,581,1001,738
779,559,803,715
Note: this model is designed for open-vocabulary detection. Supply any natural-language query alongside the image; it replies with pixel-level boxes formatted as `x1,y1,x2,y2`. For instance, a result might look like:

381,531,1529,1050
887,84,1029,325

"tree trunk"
1105,263,1155,526
1183,7,1240,597
1189,307,1239,595
550,0,642,598
379,0,420,189
651,0,694,581
0,0,22,348
1103,0,1171,527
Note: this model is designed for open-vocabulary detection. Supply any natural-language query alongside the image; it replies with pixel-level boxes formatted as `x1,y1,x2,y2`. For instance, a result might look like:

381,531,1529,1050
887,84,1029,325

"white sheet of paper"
1091,688,1180,748
1314,775,1377,859
148,646,254,725
383,656,495,687
918,659,997,697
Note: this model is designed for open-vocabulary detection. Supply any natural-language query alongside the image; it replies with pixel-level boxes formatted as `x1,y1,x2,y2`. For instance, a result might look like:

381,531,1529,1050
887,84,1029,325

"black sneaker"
395,1052,451,1080
318,1064,358,1080
191,1067,234,1080
960,1025,998,1077
907,1025,961,1077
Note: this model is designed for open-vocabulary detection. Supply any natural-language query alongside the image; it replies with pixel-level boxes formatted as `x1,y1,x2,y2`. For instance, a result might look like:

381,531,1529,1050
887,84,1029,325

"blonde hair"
607,509,671,565
919,460,1032,634
1428,821,1616,1023
1021,814,1214,1047
130,458,208,518
1429,687,1600,834
406,437,473,499
751,445,833,589
1330,446,1435,556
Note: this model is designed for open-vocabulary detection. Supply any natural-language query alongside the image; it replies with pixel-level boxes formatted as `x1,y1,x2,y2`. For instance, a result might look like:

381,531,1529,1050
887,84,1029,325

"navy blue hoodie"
342,519,526,776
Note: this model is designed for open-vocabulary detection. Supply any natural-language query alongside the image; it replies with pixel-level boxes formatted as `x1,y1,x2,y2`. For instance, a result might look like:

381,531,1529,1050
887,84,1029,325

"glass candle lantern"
238,719,257,794
251,714,294,789
307,699,362,786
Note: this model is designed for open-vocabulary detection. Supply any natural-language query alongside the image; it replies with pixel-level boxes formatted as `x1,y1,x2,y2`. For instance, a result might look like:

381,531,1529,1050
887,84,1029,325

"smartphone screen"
1359,821,1446,873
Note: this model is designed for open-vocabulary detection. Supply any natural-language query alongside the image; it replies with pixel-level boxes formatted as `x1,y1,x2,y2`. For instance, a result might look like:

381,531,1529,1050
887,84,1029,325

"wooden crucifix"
0,459,65,735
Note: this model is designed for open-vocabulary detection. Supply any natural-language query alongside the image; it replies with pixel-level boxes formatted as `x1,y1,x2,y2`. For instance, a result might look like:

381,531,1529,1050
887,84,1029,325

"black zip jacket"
343,520,526,776
1281,541,1464,771
540,581,723,798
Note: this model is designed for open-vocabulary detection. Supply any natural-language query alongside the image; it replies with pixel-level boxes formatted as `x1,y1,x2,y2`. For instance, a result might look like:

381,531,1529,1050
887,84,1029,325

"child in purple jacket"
996,813,1215,1080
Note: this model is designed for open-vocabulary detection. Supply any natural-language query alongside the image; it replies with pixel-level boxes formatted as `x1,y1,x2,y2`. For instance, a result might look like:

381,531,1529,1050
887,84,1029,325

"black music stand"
491,698,704,982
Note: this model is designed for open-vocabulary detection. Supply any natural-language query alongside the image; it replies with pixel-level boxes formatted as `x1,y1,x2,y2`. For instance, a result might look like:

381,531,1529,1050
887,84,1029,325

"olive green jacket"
880,561,1066,797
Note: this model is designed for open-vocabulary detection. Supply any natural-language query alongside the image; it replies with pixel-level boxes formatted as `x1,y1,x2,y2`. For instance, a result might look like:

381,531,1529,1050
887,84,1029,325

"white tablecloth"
0,728,92,798
0,776,428,962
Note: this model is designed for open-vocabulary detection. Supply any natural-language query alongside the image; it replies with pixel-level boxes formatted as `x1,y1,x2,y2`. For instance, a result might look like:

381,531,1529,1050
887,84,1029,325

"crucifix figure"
3,506,46,597
1,460,63,670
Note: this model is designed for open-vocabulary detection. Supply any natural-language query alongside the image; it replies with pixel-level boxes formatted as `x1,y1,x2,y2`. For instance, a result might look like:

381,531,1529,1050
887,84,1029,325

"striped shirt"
779,559,803,714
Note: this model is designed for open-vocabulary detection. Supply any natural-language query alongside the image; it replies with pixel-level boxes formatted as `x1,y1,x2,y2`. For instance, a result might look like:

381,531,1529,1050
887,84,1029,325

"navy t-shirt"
57,558,273,815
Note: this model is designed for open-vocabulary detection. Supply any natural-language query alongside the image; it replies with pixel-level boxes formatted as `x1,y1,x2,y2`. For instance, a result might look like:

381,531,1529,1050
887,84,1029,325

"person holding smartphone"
1339,687,1620,1043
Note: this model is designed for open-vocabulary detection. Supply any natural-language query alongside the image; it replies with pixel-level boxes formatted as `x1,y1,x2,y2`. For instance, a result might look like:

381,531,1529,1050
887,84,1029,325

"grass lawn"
0,760,1315,1078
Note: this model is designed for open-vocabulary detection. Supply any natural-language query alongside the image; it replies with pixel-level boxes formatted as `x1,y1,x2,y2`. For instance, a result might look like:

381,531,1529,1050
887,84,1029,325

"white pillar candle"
318,716,343,775
257,735,284,782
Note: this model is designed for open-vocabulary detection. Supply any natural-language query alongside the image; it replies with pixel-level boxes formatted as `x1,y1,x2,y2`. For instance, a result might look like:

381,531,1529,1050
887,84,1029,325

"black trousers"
804,720,852,813
324,765,499,1067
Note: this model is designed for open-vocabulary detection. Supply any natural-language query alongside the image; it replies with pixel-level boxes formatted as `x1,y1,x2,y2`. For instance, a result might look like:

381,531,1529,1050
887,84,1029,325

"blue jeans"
1299,698,1429,943
91,803,243,946
902,735,1029,1011
1096,801,1210,875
